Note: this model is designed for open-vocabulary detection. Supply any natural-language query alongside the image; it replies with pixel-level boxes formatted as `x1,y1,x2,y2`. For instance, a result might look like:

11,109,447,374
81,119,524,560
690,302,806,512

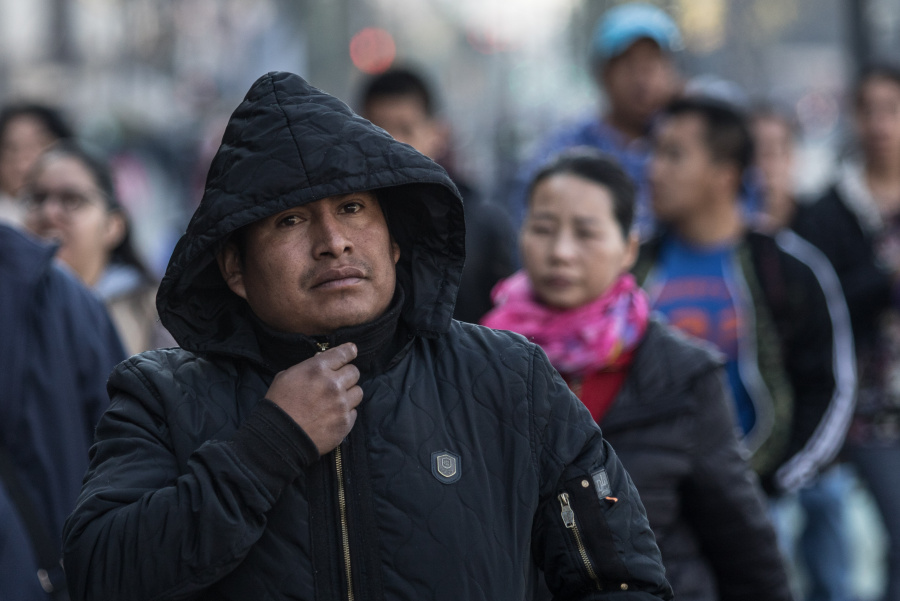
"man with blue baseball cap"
511,2,683,237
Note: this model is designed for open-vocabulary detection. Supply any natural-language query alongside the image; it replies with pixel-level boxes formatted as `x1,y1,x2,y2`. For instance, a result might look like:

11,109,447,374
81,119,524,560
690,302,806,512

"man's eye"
342,202,363,214
279,215,302,226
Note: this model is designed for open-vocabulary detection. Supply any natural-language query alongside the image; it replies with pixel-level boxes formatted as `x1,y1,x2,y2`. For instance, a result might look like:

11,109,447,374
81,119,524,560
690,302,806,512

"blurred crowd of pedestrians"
1,1,899,600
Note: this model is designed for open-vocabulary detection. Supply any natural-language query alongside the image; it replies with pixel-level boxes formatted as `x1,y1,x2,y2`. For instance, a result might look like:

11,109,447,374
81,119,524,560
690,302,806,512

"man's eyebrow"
335,191,374,200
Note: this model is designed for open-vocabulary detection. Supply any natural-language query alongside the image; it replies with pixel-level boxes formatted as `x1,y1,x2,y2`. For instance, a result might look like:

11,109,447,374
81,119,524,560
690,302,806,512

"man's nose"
311,214,352,257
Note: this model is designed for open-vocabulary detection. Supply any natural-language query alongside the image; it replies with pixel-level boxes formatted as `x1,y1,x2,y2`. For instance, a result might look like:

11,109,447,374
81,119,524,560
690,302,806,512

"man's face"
753,115,794,202
856,76,900,164
219,191,400,336
602,39,678,130
649,114,720,225
364,96,445,160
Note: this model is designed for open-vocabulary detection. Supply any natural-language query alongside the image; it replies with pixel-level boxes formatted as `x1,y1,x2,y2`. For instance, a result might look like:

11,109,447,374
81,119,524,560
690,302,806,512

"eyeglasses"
23,188,106,214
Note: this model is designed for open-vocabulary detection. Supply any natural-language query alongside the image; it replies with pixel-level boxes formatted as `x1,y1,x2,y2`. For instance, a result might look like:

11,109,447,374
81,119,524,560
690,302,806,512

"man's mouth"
310,266,367,289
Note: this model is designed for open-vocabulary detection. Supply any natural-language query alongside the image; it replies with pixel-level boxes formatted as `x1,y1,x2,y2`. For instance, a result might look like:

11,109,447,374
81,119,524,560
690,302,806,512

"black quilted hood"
157,71,465,356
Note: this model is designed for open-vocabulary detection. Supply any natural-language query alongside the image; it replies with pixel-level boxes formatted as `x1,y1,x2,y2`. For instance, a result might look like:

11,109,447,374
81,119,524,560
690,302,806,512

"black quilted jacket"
62,72,671,601
601,321,790,601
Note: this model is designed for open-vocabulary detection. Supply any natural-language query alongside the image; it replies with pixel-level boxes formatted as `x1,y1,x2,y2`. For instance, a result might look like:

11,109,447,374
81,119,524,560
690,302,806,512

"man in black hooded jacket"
62,72,672,601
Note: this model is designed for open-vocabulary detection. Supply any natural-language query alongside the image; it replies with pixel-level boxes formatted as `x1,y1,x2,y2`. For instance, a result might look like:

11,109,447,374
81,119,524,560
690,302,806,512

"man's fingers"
334,363,361,390
318,342,357,369
347,385,364,409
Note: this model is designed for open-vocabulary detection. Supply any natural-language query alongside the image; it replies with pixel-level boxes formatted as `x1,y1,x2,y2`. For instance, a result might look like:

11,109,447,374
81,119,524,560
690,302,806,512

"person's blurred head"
520,149,639,310
854,62,900,170
360,67,447,160
590,3,682,136
649,97,753,227
0,103,73,198
23,142,137,287
752,105,797,225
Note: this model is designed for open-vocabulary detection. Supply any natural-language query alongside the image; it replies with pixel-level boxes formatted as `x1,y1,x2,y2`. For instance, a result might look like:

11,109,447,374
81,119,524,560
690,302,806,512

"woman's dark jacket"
600,320,791,601
62,72,671,601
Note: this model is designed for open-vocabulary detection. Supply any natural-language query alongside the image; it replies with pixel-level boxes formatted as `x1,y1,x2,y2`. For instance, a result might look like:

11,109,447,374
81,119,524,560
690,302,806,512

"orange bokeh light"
349,27,396,75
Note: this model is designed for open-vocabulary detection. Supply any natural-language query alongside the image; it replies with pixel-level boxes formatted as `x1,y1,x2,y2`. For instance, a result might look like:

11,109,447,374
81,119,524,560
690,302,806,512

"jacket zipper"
335,444,354,601
317,340,354,600
558,492,602,591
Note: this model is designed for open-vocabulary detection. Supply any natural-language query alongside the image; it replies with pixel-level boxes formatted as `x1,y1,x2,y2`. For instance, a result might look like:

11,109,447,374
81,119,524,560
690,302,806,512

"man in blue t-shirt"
648,239,756,433
634,97,856,500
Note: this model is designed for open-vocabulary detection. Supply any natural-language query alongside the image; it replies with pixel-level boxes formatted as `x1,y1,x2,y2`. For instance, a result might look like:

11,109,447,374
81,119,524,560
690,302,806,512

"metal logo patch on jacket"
431,450,461,484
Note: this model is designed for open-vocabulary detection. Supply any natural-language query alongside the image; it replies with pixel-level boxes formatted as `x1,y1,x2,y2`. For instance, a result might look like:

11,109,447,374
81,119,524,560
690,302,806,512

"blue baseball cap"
591,3,682,63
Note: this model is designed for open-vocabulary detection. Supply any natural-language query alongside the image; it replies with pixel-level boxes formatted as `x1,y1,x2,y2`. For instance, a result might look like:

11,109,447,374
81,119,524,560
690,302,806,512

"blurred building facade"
1,0,900,266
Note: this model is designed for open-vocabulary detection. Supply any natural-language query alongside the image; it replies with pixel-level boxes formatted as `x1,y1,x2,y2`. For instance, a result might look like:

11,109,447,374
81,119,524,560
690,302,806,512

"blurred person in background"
510,2,683,235
753,106,800,232
359,66,515,323
635,96,855,507
752,104,856,601
23,142,172,355
0,103,73,226
0,223,125,597
483,148,792,601
792,63,900,601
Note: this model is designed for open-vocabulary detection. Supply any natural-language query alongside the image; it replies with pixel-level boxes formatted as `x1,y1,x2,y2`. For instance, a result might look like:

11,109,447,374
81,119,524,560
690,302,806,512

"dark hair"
527,148,636,238
0,102,73,143
661,96,754,175
854,61,900,108
751,101,799,139
360,67,436,117
37,141,152,282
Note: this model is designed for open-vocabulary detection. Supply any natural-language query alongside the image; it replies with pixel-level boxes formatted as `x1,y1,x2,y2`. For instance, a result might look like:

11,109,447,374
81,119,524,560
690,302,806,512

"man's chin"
299,304,390,336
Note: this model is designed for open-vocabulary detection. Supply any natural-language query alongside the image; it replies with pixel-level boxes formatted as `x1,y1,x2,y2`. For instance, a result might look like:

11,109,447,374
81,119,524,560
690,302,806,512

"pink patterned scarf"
481,271,650,377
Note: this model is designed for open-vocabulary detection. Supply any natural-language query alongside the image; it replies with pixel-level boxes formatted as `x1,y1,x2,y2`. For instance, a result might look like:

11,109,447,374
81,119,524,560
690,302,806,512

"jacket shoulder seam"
120,357,166,406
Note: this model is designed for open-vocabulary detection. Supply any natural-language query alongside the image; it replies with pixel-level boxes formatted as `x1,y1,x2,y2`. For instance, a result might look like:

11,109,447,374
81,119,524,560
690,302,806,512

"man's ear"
713,162,742,197
391,237,401,264
217,240,248,300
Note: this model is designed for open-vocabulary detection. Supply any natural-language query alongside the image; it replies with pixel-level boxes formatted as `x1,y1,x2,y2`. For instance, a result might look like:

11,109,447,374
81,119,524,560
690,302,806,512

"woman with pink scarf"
483,149,790,601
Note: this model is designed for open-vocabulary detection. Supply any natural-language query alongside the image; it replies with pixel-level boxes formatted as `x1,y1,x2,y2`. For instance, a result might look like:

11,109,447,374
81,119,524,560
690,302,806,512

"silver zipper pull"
559,492,576,528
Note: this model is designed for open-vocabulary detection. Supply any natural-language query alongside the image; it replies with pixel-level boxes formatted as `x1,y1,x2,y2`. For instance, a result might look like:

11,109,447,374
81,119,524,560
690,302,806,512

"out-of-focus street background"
1,0,894,275
0,1,894,597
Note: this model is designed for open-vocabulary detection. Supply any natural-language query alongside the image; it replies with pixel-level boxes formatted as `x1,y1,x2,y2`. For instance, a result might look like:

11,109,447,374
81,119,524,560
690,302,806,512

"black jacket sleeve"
62,359,319,601
793,190,892,336
769,231,856,493
681,368,792,601
528,346,673,600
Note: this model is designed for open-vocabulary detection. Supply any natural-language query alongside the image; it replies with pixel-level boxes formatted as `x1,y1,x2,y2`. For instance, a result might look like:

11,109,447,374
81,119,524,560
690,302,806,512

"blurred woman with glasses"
24,142,171,355
482,148,790,601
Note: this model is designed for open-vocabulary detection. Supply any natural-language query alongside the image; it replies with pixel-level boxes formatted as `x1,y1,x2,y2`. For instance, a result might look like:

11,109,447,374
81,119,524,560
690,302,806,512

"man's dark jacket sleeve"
528,346,672,600
62,355,318,601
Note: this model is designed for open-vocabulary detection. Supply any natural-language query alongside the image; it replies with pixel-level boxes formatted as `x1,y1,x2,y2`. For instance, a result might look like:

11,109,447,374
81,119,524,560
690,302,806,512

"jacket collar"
600,319,722,432
250,286,406,377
